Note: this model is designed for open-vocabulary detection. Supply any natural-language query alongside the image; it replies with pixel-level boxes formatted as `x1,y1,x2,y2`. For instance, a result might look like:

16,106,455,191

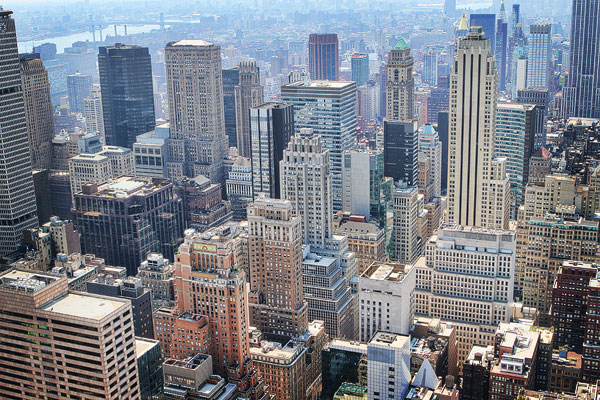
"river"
18,24,165,53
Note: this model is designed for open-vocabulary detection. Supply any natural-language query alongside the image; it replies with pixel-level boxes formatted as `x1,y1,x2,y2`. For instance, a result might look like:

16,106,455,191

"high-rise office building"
447,28,510,230
470,13,496,51
383,120,418,186
511,24,528,98
367,332,412,400
165,40,227,183
73,177,184,275
385,39,414,121
415,225,515,364
19,54,54,171
426,75,450,123
172,228,268,399
342,148,386,224
418,124,442,198
247,198,308,337
526,23,552,90
357,80,381,121
0,10,38,255
308,33,339,81
250,102,294,199
444,0,456,17
0,269,141,399
563,0,600,118
67,72,92,113
495,103,539,209
84,85,105,137
99,44,155,148
235,61,264,158
280,131,358,339
351,53,370,86
223,66,240,148
496,6,508,91
392,186,422,264
423,51,438,86
517,215,599,325
281,80,357,211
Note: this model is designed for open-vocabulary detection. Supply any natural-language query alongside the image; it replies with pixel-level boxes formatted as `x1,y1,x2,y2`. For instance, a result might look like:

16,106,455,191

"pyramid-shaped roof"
393,38,409,50
458,12,469,31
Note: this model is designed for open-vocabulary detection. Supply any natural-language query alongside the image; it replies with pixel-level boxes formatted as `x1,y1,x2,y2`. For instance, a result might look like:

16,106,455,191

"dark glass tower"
563,0,600,118
250,102,295,199
99,44,155,148
496,19,508,92
383,120,418,186
470,14,496,51
223,66,240,148
308,33,339,81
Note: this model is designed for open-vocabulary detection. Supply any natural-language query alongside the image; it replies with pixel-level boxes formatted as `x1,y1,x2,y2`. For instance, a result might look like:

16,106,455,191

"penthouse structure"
0,269,140,399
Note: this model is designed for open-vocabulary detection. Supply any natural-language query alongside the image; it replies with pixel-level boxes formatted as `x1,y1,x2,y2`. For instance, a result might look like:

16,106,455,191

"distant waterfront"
18,24,165,53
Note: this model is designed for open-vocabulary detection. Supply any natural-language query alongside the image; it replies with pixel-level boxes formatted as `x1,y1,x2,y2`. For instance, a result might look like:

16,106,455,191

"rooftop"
370,332,410,349
336,220,382,237
283,80,355,89
135,337,160,358
393,38,409,50
41,293,127,320
0,269,62,293
362,262,411,282
170,39,213,47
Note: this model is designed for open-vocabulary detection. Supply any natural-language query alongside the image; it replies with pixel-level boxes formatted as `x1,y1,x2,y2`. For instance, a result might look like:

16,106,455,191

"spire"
458,12,469,31
499,0,506,21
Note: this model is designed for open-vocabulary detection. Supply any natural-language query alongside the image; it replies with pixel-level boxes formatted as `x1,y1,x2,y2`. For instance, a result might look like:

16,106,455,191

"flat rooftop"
170,39,213,47
41,293,127,320
136,338,159,358
283,80,355,89
362,262,411,282
370,332,410,349
0,269,62,293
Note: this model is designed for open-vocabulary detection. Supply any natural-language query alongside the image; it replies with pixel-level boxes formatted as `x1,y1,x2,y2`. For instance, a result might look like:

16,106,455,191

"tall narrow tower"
165,40,228,183
19,54,54,170
563,0,600,118
235,61,264,158
527,23,552,91
385,39,414,121
447,27,510,229
0,10,38,255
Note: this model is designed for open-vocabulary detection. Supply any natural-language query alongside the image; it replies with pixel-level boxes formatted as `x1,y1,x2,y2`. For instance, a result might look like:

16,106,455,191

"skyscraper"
563,0,600,118
165,40,228,183
247,198,308,337
172,228,268,399
84,85,105,137
351,53,370,86
422,50,438,86
444,0,456,17
308,33,340,81
470,14,497,51
447,27,510,230
0,269,141,399
383,120,418,186
280,131,358,339
392,186,422,264
67,72,92,113
250,102,294,199
0,10,38,255
418,124,442,198
385,39,414,121
235,61,264,158
19,54,54,171
510,24,528,98
222,66,240,148
99,44,155,149
281,80,357,211
496,4,508,92
526,23,552,90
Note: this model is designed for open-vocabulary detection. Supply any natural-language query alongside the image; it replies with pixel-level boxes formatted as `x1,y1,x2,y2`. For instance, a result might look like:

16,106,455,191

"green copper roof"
393,38,409,50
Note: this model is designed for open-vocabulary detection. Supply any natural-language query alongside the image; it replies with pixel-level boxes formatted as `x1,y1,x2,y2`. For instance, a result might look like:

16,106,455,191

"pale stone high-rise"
165,40,228,183
392,186,422,264
447,27,510,230
386,39,414,121
84,85,105,138
19,54,54,170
